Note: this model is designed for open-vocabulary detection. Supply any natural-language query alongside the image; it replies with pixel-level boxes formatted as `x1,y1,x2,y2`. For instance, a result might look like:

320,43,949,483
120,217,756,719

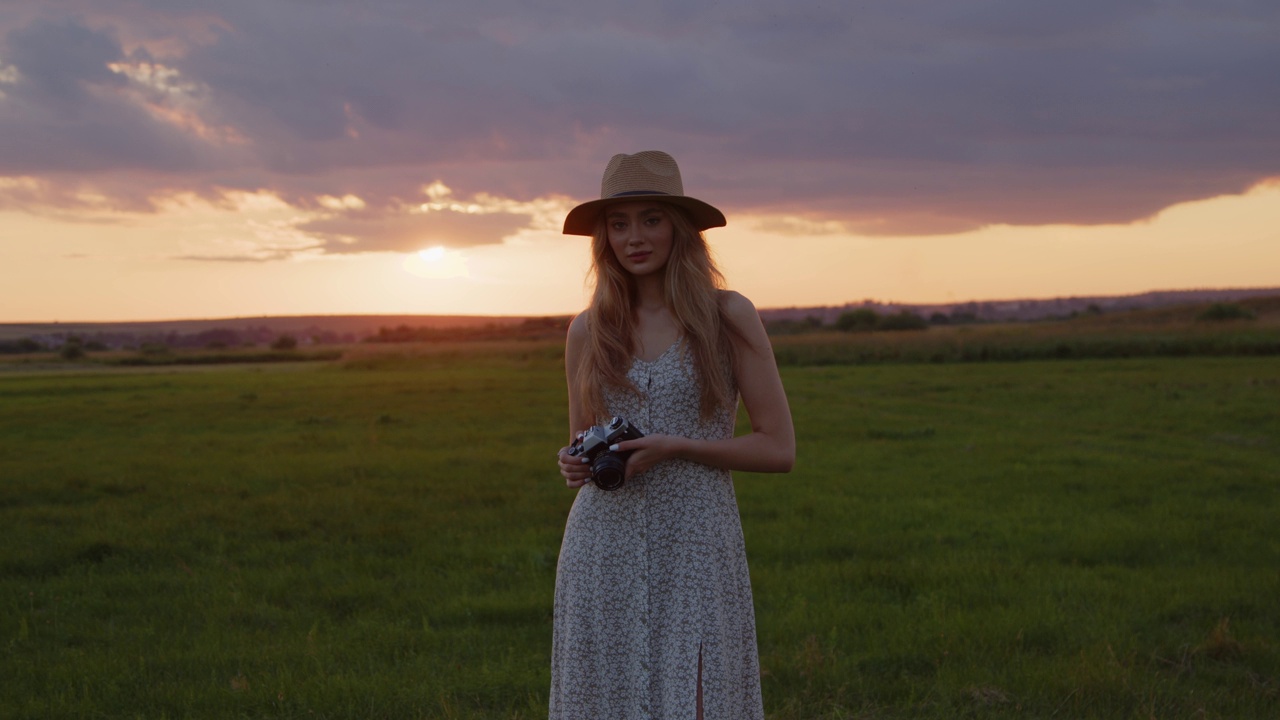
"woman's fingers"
557,447,591,487
613,435,676,479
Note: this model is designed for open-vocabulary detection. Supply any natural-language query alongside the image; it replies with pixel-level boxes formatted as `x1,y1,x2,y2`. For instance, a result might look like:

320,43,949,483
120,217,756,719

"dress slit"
696,642,704,720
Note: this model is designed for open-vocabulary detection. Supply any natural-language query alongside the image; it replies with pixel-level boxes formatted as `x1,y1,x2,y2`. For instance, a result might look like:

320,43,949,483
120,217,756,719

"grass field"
1,341,1277,718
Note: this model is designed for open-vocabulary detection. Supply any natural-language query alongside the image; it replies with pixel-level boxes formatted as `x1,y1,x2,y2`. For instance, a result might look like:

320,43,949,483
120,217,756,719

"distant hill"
0,314,532,348
757,287,1280,325
3,287,1278,349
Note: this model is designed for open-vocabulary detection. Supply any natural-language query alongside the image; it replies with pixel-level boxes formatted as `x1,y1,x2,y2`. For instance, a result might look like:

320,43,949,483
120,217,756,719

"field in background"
767,294,1280,366
1,340,1278,718
4,294,1278,373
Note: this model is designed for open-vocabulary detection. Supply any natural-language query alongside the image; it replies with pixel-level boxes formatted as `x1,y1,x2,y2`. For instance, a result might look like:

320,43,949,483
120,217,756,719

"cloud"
5,18,126,103
0,0,1277,241
300,207,530,254
296,181,571,254
0,19,202,174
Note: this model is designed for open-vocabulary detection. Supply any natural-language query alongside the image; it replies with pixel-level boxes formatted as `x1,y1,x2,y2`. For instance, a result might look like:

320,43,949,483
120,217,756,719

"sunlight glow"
423,181,452,201
3,179,1277,322
717,180,1280,308
147,190,325,261
411,183,575,233
0,176,41,190
108,61,190,95
402,246,469,279
317,194,367,210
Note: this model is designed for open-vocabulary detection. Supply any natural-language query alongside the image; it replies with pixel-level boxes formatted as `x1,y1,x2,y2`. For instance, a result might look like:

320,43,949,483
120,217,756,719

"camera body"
567,416,645,491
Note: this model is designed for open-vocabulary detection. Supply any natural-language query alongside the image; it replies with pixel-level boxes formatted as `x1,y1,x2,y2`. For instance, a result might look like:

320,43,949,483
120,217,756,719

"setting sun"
402,246,469,280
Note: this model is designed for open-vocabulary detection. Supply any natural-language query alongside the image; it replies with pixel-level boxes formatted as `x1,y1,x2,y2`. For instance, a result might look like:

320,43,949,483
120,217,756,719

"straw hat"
562,150,727,236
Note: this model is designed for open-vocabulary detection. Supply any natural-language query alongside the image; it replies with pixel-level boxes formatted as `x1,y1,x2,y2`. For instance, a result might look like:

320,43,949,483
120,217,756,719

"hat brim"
562,194,727,236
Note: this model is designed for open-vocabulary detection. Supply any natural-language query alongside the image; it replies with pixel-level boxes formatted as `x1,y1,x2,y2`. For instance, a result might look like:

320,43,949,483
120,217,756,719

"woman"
552,151,795,719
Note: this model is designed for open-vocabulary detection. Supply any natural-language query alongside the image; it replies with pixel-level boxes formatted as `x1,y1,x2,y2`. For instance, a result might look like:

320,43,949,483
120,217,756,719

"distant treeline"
764,300,1269,336
0,338,43,354
0,325,358,354
765,307,982,335
365,316,571,343
101,349,344,366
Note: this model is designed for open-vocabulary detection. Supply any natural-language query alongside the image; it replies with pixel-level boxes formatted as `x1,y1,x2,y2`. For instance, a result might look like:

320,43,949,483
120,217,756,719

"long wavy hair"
576,203,738,421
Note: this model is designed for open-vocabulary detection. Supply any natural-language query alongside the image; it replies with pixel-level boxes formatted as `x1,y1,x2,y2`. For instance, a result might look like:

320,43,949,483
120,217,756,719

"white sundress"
549,341,764,720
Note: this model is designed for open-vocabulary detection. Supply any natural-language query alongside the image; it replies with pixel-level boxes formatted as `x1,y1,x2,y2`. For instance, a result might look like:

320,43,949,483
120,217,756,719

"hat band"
607,190,673,198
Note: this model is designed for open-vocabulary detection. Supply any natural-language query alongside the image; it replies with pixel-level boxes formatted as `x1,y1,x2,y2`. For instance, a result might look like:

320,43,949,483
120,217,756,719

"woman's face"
604,202,675,277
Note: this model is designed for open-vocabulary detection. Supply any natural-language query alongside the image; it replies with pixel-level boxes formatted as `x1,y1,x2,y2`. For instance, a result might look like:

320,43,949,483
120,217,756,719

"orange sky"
2,179,1276,322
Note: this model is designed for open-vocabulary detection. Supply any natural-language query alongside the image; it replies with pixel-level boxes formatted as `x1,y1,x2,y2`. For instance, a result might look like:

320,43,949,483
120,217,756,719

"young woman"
551,151,795,719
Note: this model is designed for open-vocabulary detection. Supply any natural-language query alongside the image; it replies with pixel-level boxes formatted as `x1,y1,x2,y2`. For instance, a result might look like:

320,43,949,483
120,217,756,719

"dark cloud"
0,15,231,182
0,0,1277,242
5,18,127,104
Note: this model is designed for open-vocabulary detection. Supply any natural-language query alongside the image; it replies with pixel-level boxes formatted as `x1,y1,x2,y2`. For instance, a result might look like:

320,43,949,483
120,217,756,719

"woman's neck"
632,272,665,311
630,276,679,360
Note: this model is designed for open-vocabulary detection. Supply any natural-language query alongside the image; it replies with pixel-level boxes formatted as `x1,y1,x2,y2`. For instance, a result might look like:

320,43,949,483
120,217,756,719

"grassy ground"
1,343,1277,718
749,357,1279,718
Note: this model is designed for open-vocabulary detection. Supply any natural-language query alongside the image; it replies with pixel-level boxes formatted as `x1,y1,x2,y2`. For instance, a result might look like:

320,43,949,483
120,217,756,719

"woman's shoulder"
717,289,760,326
566,311,590,344
717,290,771,353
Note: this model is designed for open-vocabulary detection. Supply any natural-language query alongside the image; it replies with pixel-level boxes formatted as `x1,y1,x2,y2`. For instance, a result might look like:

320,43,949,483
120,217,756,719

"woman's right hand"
557,446,592,489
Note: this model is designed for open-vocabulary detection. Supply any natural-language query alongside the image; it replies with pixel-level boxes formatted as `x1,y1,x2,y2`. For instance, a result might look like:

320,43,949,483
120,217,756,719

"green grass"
1,344,1277,718
747,359,1279,718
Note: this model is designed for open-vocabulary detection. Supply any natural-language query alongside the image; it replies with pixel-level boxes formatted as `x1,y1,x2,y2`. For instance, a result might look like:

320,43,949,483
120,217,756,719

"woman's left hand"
557,446,592,488
610,433,687,480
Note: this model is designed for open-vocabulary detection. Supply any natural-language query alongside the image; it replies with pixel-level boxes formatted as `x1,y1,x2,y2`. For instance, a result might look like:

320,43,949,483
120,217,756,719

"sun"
418,246,446,262
403,245,469,279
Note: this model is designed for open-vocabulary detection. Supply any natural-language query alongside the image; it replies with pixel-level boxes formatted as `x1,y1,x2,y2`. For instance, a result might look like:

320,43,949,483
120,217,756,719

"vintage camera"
567,416,645,491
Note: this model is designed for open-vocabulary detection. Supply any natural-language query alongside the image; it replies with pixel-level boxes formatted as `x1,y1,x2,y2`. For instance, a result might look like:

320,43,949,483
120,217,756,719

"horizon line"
3,285,1278,327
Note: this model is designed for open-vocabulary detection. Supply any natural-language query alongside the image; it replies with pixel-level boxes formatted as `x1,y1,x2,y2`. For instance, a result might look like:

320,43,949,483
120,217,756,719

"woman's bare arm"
557,313,593,487
614,290,795,477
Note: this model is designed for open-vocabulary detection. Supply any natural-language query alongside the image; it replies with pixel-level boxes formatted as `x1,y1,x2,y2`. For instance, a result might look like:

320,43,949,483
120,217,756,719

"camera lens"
591,453,627,491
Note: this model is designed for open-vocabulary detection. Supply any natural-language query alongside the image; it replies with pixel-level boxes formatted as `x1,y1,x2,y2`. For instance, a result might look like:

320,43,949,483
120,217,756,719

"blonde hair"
577,204,738,420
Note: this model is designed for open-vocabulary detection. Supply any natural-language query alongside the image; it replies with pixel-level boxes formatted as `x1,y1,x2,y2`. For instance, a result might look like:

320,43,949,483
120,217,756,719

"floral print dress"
549,342,764,720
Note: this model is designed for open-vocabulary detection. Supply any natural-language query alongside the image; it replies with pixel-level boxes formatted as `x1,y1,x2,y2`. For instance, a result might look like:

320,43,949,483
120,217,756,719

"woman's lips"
628,251,651,262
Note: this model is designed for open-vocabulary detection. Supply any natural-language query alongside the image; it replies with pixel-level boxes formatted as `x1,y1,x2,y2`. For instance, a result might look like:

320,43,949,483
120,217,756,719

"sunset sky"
1,1,1277,322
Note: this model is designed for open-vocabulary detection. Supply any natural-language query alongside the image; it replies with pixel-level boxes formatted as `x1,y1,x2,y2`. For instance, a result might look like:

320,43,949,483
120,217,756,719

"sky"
1,0,1278,322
